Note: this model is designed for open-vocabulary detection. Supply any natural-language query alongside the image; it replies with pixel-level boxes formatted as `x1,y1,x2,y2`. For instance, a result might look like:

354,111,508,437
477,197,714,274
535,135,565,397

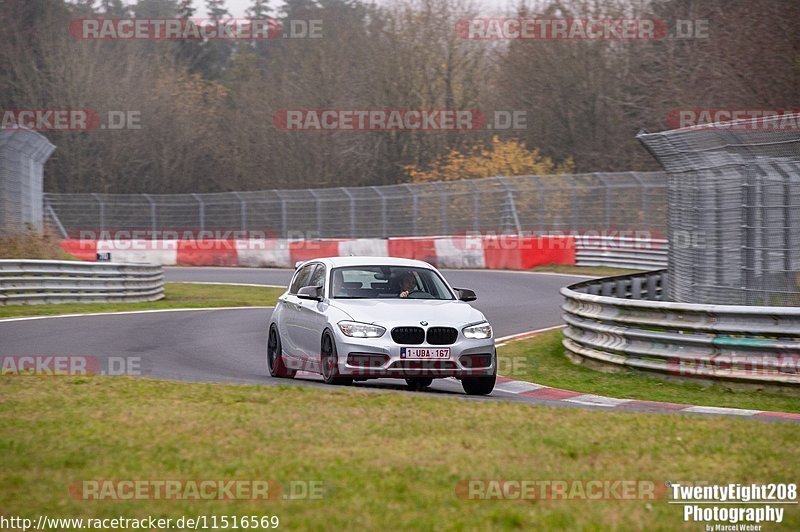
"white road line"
0,306,274,323
684,406,762,416
494,381,545,394
563,394,633,407
495,324,566,343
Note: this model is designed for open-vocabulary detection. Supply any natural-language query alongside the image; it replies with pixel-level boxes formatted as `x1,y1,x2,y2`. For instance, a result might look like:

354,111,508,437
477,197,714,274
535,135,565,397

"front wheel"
461,374,496,396
267,325,296,379
320,331,353,386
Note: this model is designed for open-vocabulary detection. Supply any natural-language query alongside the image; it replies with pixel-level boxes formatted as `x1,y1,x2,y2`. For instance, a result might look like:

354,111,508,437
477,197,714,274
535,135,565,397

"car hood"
329,299,486,327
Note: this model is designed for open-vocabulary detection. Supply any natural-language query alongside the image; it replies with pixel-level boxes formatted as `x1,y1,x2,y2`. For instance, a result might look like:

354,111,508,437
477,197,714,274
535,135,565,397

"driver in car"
398,272,417,298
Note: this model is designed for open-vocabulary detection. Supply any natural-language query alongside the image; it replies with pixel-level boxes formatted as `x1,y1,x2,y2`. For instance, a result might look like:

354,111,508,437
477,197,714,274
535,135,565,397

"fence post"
497,177,521,234
403,184,418,237
45,201,68,239
273,190,287,238
232,191,248,233
629,171,648,231
593,173,612,231
435,183,448,235
92,193,106,233
471,180,480,232
142,193,157,236
308,190,321,237
536,177,545,233
570,179,577,233
340,187,355,238
191,193,205,233
372,186,387,238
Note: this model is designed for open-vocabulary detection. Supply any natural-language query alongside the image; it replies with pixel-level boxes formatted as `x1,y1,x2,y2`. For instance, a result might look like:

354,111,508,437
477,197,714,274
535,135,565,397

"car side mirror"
297,285,323,301
456,288,477,302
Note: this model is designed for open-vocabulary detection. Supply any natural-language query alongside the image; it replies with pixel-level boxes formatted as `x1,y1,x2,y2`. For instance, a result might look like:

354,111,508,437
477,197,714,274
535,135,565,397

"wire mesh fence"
0,129,56,233
44,172,667,240
638,114,800,306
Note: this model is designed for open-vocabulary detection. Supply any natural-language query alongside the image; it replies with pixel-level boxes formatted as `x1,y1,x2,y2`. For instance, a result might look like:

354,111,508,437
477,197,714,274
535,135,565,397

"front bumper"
333,330,496,378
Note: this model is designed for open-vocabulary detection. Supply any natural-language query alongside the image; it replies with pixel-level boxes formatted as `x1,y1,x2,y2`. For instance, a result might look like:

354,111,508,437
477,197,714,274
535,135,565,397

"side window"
307,264,326,291
289,264,315,294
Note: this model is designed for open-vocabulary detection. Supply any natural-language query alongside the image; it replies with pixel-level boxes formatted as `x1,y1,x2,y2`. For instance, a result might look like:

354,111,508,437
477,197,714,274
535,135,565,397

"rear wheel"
267,325,296,379
405,377,433,391
321,331,353,386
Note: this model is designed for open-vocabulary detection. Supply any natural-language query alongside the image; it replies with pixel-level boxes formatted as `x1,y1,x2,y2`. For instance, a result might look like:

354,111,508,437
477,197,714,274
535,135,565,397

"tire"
320,331,353,386
267,325,296,379
405,377,433,390
461,374,496,396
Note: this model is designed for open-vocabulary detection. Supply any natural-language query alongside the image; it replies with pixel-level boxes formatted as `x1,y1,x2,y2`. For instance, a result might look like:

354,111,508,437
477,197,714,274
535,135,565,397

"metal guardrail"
561,270,800,385
0,260,165,305
575,236,668,270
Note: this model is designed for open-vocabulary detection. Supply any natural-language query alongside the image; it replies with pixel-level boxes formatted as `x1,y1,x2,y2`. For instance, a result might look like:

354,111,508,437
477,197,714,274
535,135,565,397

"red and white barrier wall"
59,235,576,270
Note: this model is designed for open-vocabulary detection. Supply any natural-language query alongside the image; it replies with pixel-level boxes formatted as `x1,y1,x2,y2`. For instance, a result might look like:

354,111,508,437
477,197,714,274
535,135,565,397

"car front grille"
426,327,458,345
389,360,458,371
391,326,425,345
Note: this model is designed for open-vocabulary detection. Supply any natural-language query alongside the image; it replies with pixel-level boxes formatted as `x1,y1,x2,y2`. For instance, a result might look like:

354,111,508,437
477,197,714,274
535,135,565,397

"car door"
280,263,316,368
295,263,330,366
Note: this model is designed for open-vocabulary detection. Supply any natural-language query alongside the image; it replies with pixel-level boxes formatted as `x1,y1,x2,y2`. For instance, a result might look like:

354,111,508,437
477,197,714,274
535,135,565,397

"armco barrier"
561,271,800,386
574,235,667,270
0,260,165,305
59,235,576,270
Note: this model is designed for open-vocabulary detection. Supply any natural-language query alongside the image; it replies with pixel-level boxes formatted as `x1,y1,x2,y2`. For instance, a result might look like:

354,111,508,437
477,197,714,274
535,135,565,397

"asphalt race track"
0,268,606,405
162,267,579,337
3,267,786,419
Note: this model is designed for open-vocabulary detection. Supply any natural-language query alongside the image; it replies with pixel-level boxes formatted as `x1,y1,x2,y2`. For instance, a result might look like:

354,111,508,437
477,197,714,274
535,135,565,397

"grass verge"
499,329,800,413
530,264,644,276
0,282,283,319
0,377,798,531
0,230,72,260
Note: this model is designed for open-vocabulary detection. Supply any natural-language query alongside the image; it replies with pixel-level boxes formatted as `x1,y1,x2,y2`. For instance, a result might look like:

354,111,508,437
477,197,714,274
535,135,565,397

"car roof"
303,256,436,269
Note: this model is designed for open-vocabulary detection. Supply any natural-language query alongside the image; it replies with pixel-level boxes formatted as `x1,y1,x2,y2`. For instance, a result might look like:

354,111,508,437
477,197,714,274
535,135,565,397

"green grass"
0,230,72,260
499,329,800,413
0,377,798,531
530,264,644,276
0,283,284,319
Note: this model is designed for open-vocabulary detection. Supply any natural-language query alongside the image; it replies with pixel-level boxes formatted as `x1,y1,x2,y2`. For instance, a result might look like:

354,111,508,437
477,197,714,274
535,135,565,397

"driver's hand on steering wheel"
399,290,410,298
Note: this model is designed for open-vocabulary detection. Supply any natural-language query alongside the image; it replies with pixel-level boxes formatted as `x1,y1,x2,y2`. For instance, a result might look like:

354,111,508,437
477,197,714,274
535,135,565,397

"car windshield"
330,266,454,300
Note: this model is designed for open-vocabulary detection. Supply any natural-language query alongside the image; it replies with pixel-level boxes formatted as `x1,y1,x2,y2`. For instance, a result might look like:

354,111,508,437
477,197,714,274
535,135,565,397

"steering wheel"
406,290,435,299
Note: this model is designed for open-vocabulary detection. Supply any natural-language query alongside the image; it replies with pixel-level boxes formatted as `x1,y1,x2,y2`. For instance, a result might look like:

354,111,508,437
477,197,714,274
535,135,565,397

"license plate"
400,347,450,359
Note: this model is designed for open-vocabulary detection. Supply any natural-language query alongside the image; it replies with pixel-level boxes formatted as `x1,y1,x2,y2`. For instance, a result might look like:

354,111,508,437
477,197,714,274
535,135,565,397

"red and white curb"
493,328,800,423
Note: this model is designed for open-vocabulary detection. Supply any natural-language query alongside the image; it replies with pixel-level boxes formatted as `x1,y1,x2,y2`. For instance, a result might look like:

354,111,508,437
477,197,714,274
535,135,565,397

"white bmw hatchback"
267,256,496,395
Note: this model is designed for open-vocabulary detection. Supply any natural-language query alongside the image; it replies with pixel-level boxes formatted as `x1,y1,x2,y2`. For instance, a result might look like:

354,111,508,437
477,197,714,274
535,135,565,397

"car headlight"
462,321,492,339
338,321,386,338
